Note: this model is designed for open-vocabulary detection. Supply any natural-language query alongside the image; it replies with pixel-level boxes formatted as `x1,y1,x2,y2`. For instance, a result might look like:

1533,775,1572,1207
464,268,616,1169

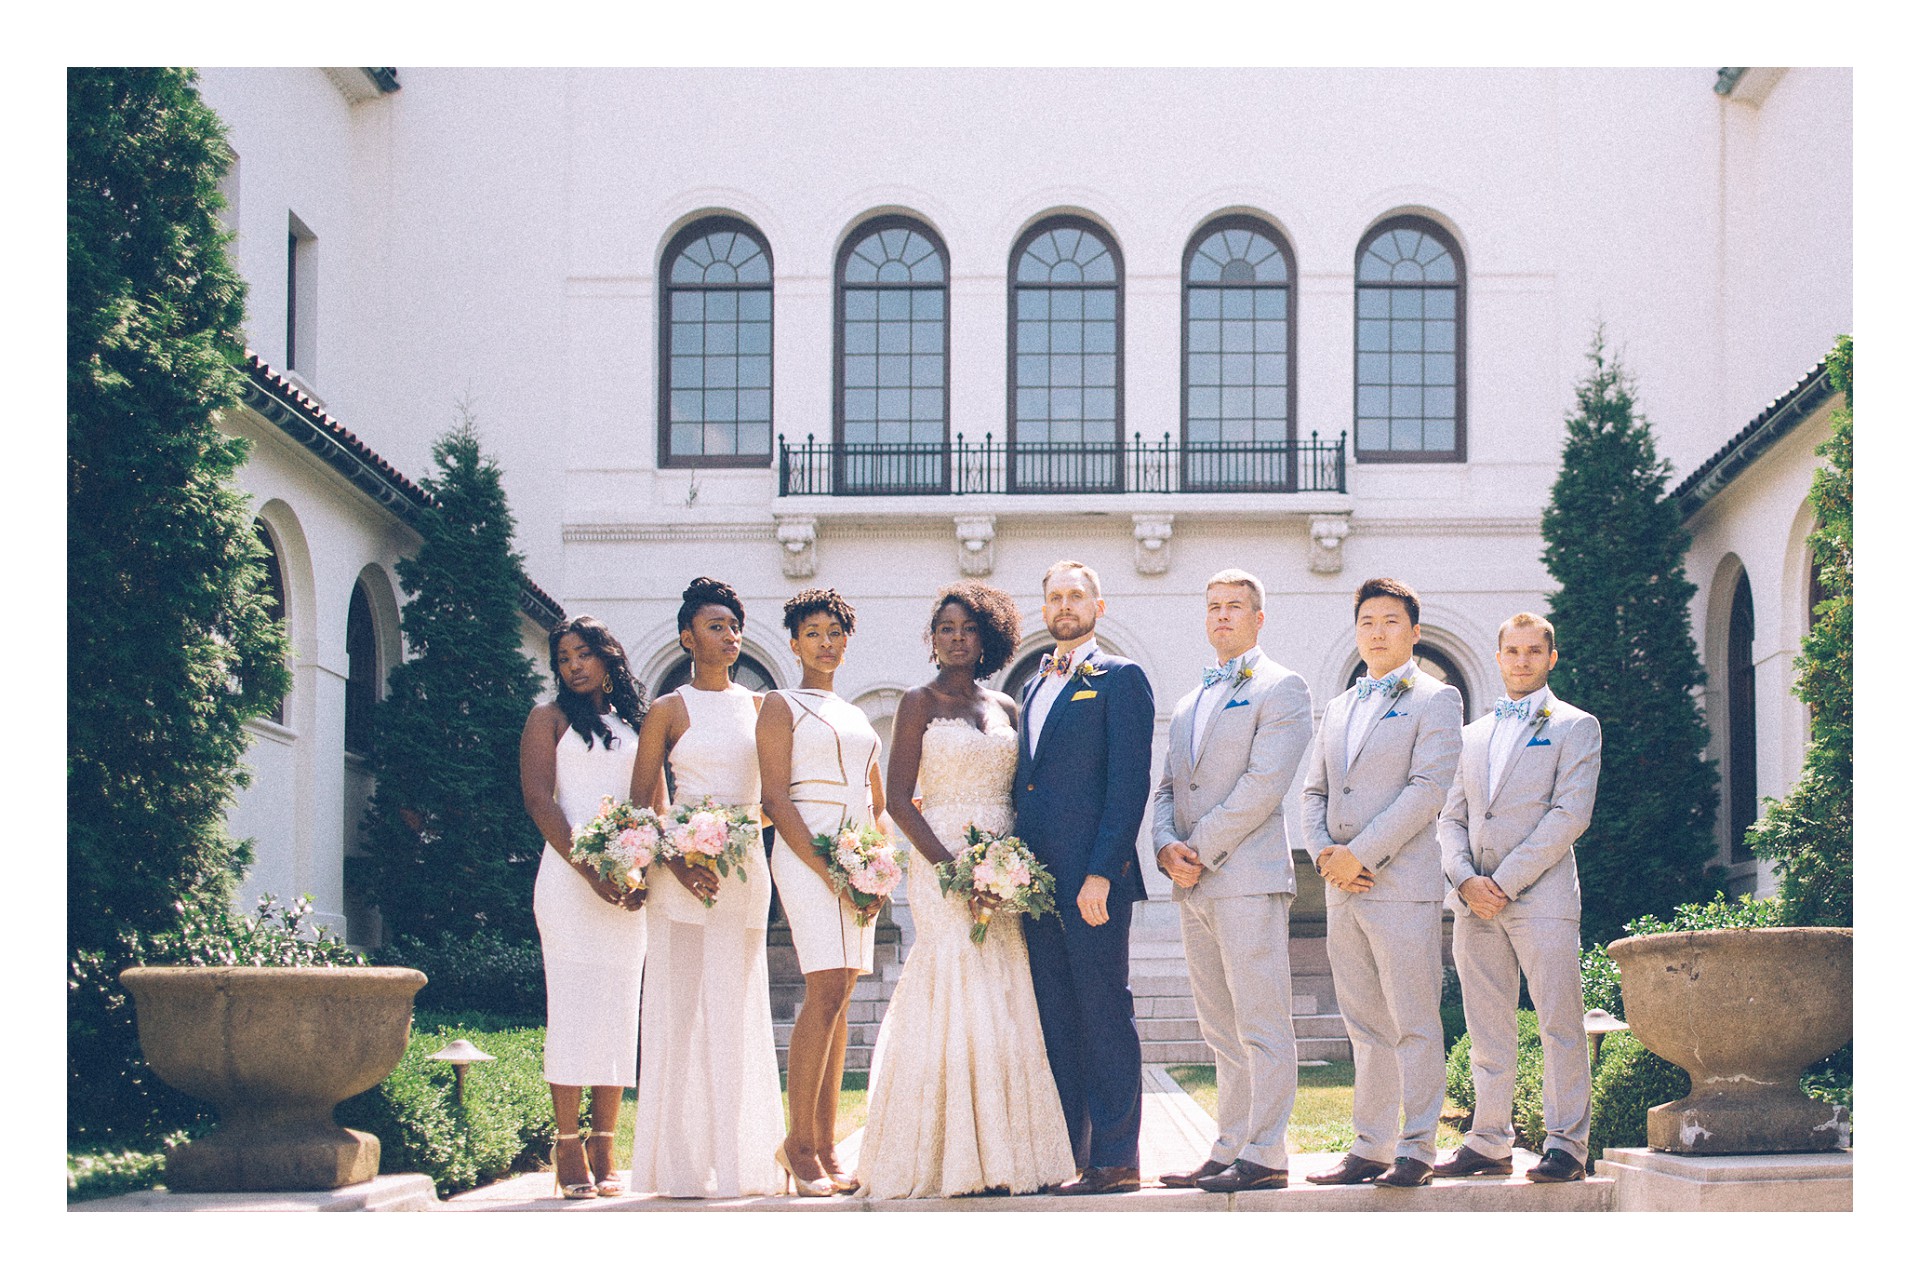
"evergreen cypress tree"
1541,335,1722,944
356,410,544,942
67,68,289,954
1747,337,1852,925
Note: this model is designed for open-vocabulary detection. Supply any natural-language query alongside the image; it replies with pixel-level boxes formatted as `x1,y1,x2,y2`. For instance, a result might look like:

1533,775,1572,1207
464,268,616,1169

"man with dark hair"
1434,612,1601,1183
1302,577,1462,1188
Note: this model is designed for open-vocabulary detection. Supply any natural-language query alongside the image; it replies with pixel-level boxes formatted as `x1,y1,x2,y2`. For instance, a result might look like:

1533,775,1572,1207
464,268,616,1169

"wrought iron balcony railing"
777,431,1347,498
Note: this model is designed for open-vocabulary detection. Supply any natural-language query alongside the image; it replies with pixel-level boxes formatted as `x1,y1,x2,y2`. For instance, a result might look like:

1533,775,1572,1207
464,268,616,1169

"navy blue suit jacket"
1013,651,1154,907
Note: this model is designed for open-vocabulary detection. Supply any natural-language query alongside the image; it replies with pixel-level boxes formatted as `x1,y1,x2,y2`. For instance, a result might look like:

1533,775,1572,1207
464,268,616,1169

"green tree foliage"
355,413,543,942
1747,337,1852,926
67,67,289,953
1541,335,1722,944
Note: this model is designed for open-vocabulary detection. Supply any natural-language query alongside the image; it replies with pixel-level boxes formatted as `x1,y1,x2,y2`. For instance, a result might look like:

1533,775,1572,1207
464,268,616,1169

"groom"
1015,559,1155,1195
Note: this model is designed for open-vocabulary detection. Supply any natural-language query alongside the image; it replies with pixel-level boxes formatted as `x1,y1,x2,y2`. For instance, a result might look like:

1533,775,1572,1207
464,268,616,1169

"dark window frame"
657,215,776,470
832,214,952,493
344,580,378,756
254,518,289,726
1727,569,1758,862
1181,214,1298,489
1005,214,1126,494
1352,214,1465,464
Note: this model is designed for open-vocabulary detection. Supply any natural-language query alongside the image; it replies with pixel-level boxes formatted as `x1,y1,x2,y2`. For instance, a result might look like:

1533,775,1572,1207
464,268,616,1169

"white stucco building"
193,68,1849,1052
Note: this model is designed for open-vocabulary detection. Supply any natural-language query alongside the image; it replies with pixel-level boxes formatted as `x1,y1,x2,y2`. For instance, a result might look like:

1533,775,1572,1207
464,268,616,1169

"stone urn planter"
1607,927,1850,1155
119,966,427,1191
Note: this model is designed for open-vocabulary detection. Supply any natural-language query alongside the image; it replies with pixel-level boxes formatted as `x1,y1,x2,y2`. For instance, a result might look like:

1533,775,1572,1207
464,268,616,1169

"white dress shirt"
1345,657,1417,769
1192,646,1262,764
1027,640,1096,754
1487,686,1546,792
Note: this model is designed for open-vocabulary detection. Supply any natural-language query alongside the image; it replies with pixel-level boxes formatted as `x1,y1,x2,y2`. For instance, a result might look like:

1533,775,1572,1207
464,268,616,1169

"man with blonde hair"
1434,611,1602,1183
1153,568,1313,1191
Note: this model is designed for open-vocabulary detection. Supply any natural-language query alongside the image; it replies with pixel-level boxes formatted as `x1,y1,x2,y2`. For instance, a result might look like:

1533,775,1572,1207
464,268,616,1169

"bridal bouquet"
937,825,1058,944
813,821,903,925
568,797,667,894
662,798,760,907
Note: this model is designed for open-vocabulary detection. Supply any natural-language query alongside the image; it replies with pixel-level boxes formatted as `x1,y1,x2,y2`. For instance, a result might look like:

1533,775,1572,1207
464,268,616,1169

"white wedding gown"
856,717,1076,1198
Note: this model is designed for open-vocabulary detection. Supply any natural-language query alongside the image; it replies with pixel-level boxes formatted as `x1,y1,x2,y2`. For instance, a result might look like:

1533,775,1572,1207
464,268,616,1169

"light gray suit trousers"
1151,657,1313,1170
1440,691,1602,1163
1302,671,1462,1165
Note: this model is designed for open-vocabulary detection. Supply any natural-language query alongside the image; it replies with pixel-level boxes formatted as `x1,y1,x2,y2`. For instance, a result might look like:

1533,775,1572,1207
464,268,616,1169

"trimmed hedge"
335,1013,558,1197
373,931,545,1019
67,1136,187,1202
1445,1009,1547,1152
1588,1032,1689,1155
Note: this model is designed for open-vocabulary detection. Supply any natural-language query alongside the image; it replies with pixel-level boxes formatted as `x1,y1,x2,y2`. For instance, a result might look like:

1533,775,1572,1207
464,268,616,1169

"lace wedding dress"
855,717,1076,1198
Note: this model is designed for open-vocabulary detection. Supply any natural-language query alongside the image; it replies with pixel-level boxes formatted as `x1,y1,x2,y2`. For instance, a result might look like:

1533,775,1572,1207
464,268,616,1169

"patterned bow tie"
1494,697,1534,721
1040,651,1078,678
1355,674,1400,700
1201,660,1244,689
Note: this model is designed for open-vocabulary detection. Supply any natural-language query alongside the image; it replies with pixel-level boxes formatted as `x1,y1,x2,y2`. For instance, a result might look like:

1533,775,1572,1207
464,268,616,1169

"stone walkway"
441,1067,1612,1212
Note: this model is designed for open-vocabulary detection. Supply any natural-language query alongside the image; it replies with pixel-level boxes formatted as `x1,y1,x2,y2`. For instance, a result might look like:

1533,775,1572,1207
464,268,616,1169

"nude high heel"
775,1142,833,1197
586,1131,625,1197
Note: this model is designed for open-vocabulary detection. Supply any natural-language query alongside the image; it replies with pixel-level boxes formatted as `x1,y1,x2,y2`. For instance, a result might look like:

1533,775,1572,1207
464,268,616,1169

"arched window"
1354,216,1464,462
1001,648,1051,700
1009,216,1123,493
1727,570,1757,862
652,652,777,699
1347,644,1473,721
836,217,949,493
1184,216,1294,491
659,216,774,468
344,580,377,755
254,519,289,725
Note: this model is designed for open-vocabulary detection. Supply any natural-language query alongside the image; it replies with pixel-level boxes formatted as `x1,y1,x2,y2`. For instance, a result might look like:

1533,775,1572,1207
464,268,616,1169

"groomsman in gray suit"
1433,612,1602,1184
1302,578,1462,1189
1152,569,1314,1193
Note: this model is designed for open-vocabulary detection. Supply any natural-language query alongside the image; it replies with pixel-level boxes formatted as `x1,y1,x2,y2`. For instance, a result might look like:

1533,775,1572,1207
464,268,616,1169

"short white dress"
532,711,648,1087
628,684,785,1198
768,688,881,975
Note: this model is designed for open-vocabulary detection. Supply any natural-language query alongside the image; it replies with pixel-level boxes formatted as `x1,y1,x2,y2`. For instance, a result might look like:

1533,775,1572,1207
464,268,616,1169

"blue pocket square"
1382,709,1405,719
1224,698,1250,710
1526,737,1552,747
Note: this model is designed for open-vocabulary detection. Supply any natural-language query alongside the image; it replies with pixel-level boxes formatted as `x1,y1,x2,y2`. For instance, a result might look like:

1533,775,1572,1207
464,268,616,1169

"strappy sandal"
552,1133,595,1199
586,1131,625,1197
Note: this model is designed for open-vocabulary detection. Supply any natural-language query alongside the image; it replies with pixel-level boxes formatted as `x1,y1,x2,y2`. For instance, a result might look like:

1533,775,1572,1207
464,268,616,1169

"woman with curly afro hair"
756,588,888,1193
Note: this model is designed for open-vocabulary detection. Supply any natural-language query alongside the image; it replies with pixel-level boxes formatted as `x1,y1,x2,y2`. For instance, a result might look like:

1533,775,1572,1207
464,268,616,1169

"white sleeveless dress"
855,717,1076,1198
768,688,881,975
628,684,784,1198
532,711,647,1087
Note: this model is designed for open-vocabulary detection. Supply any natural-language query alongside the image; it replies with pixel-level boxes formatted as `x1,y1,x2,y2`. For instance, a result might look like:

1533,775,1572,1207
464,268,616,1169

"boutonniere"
1231,666,1254,692
1075,661,1107,681
1533,704,1553,725
1390,676,1414,698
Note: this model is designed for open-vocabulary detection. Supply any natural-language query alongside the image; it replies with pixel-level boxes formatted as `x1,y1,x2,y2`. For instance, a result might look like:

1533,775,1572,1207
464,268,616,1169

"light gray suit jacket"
1302,670,1463,903
1439,691,1601,921
1151,656,1314,902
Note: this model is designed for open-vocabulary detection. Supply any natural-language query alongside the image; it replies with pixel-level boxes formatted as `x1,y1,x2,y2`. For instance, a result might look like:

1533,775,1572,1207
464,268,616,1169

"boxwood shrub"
335,1013,557,1197
373,931,545,1019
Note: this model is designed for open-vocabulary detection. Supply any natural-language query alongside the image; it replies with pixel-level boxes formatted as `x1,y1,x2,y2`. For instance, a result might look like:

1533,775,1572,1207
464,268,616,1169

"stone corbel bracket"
1308,514,1350,575
1132,514,1174,576
775,518,818,579
955,515,995,576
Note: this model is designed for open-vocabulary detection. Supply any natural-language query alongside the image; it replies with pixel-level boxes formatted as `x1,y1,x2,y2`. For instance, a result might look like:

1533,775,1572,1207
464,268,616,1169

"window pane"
846,323,876,355
739,356,771,388
846,291,878,321
1357,289,1389,319
912,354,944,385
1190,290,1221,320
1254,289,1287,319
912,290,945,319
1083,290,1116,320
738,291,772,321
878,322,910,354
1357,319,1390,351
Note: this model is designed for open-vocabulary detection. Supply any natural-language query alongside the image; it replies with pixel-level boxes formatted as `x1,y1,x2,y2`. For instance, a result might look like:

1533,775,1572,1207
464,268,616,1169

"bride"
856,583,1076,1198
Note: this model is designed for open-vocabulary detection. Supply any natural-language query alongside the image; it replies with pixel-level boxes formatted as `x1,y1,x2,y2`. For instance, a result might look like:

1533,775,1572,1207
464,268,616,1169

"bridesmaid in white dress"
758,589,887,1195
857,583,1076,1198
627,577,785,1198
521,617,657,1198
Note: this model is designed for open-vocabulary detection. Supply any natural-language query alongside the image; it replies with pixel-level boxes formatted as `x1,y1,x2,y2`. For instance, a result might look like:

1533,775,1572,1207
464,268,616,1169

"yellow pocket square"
1071,689,1098,701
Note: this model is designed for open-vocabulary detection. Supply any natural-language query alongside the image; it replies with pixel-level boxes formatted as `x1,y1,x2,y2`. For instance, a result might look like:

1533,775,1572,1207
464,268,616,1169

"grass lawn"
1164,1063,1466,1154
605,1071,869,1160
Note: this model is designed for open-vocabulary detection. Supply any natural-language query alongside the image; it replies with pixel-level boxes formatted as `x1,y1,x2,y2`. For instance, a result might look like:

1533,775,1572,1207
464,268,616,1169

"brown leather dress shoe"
1432,1147,1513,1178
1373,1157,1435,1188
1304,1154,1390,1185
1195,1158,1288,1192
1052,1166,1142,1195
1158,1159,1229,1189
1525,1149,1588,1182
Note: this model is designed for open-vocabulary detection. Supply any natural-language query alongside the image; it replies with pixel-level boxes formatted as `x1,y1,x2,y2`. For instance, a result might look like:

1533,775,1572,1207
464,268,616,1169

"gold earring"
601,675,613,693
